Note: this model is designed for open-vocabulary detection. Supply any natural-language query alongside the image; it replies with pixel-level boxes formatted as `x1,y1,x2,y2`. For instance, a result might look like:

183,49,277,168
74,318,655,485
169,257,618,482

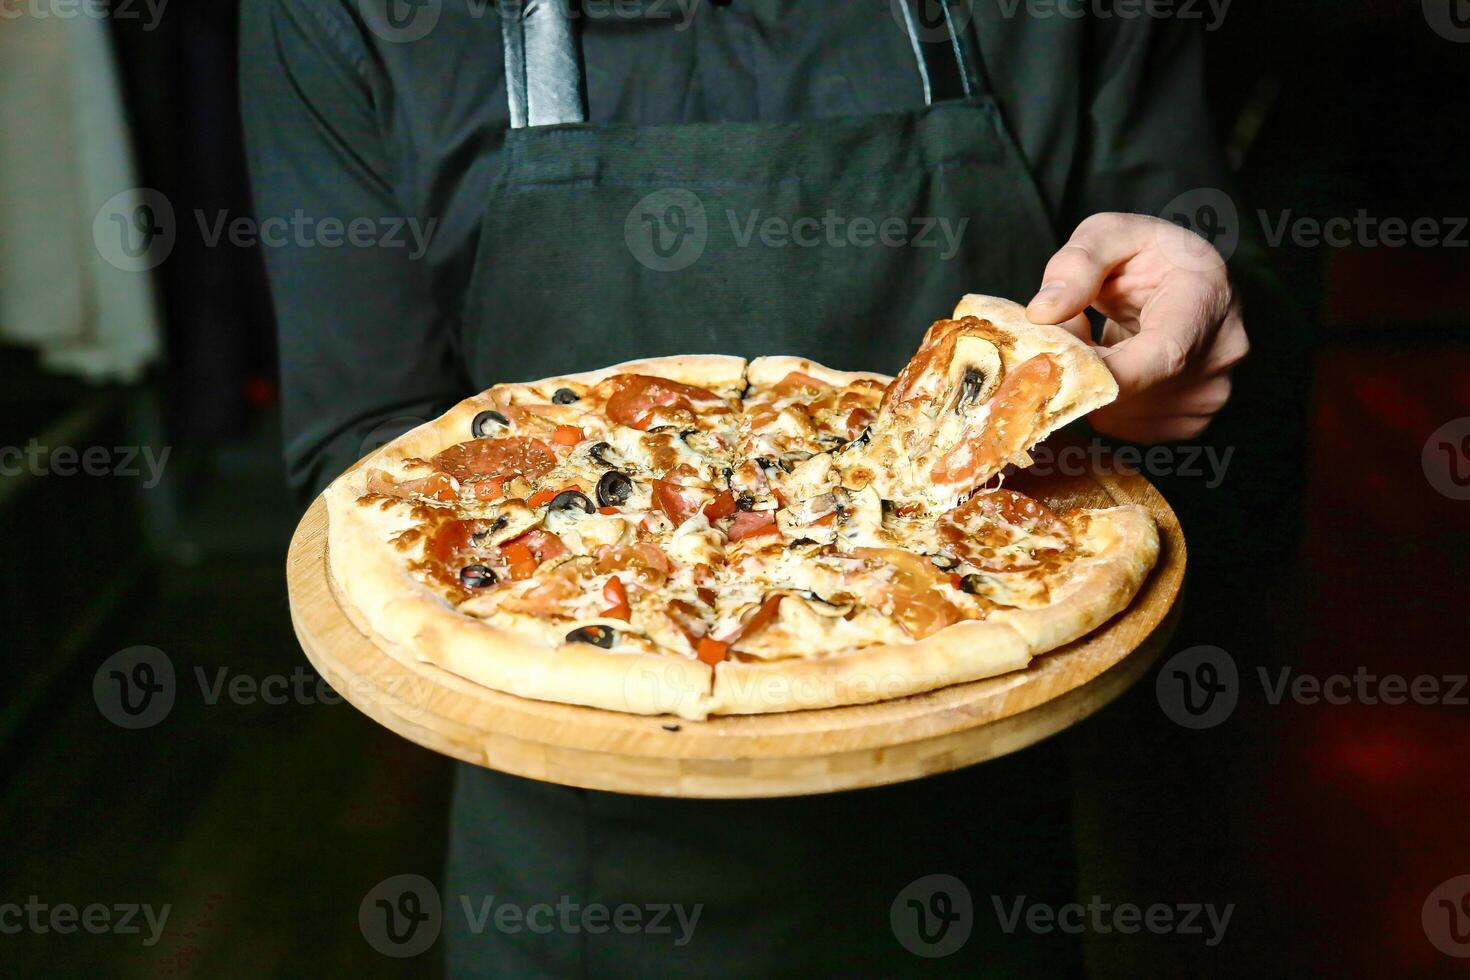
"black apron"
448,5,1079,975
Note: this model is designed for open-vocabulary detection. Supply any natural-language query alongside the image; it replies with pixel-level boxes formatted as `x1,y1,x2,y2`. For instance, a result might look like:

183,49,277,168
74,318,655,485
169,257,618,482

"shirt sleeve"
240,0,465,501
1067,13,1233,225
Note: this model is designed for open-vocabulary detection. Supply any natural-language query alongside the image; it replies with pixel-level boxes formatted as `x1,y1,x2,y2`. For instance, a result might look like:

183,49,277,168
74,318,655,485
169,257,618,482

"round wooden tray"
287,453,1184,798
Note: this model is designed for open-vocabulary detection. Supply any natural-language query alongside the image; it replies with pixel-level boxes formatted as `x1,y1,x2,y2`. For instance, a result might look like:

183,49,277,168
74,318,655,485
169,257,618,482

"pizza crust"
711,620,1031,715
745,356,891,391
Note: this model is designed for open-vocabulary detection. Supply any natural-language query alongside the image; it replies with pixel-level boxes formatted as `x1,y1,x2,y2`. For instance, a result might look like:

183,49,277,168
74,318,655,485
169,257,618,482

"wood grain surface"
287,445,1185,798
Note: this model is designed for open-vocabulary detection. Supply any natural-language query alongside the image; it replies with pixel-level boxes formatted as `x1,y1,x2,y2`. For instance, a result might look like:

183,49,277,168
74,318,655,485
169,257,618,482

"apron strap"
500,0,587,128
502,0,990,126
896,0,991,103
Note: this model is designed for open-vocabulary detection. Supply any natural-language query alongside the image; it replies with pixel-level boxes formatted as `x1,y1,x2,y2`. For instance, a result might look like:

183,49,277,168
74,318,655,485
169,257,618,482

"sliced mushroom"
944,335,1003,413
473,500,537,547
587,441,627,470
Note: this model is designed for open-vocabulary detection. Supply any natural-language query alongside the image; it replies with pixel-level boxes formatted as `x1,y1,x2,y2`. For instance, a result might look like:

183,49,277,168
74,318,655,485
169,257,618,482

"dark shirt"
240,0,1231,497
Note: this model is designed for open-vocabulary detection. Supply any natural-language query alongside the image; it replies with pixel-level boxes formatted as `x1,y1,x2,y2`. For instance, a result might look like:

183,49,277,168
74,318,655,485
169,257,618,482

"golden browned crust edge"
710,620,1031,715
745,356,892,391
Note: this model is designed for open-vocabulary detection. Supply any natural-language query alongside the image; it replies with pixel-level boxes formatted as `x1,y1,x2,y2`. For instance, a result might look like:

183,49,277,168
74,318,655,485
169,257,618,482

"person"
243,1,1277,973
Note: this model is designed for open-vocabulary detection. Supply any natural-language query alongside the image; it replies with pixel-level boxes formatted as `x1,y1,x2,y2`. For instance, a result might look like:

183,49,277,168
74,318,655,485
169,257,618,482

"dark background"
2,0,1469,976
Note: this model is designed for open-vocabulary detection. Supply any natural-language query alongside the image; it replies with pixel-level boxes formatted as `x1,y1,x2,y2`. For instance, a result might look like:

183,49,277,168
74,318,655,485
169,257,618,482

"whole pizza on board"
326,295,1160,720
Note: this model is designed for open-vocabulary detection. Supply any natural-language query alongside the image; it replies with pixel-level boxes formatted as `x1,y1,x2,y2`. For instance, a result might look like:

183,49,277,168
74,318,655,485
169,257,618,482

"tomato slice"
602,576,632,621
726,510,777,542
722,594,783,645
552,425,584,446
702,490,737,522
500,542,534,565
696,637,729,666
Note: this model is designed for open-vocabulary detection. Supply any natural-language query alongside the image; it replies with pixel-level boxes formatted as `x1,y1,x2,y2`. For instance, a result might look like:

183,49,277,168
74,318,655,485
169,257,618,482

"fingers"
1053,312,1093,344
1097,277,1212,397
1090,375,1233,442
1026,213,1160,324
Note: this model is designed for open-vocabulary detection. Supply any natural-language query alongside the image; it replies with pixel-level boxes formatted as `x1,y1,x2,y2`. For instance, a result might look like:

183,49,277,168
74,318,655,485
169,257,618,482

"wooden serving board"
287,447,1184,798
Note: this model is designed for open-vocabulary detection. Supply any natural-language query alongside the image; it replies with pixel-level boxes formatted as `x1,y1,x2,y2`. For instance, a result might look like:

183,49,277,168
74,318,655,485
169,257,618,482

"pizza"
325,294,1160,720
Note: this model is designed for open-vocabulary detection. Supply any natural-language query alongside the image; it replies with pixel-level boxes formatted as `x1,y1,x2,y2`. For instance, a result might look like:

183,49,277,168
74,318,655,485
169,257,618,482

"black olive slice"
551,387,580,404
588,442,620,469
596,471,634,507
930,554,959,571
880,499,897,517
735,493,756,512
459,564,496,589
548,489,595,514
959,574,986,595
566,625,616,648
471,410,509,438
